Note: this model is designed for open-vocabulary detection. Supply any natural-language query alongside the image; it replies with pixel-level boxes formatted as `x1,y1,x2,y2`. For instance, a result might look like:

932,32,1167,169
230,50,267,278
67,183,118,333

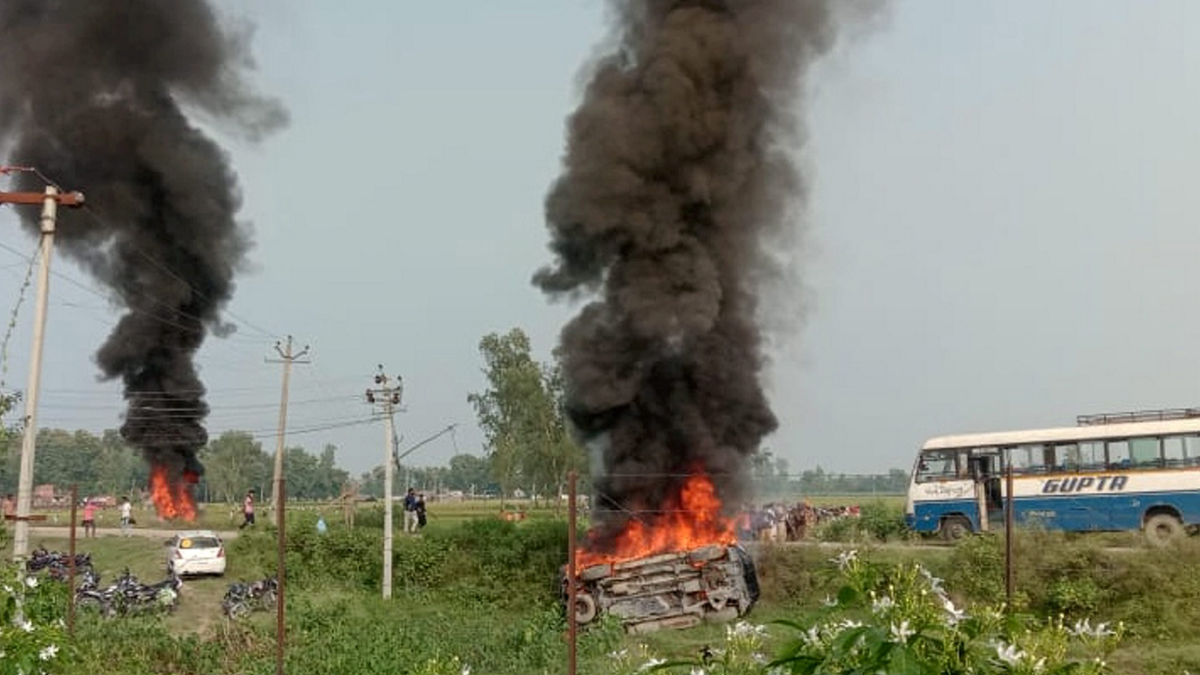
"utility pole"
365,365,403,599
266,336,309,524
1,181,85,561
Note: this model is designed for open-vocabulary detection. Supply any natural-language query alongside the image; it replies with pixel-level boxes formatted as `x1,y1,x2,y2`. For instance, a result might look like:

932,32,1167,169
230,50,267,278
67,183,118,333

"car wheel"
574,593,598,624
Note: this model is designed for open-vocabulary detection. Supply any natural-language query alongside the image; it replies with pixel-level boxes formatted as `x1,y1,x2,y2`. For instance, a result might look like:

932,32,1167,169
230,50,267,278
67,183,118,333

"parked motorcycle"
27,546,92,580
222,577,278,619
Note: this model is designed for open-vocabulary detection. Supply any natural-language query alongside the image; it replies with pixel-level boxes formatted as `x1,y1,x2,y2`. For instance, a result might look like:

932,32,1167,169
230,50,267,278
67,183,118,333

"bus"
905,408,1200,544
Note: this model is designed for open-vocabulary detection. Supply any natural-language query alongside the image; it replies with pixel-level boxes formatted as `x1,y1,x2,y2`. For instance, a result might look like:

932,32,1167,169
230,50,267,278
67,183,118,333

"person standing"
81,498,97,538
415,493,427,530
119,497,133,536
240,490,256,529
403,487,418,534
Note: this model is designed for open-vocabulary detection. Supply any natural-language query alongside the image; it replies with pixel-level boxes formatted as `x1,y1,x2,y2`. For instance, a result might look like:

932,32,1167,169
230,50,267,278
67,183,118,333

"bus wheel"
940,516,972,541
1144,513,1184,547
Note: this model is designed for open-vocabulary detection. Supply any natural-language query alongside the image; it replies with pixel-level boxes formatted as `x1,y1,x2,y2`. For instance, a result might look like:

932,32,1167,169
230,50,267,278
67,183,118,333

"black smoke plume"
0,0,285,507
536,0,849,545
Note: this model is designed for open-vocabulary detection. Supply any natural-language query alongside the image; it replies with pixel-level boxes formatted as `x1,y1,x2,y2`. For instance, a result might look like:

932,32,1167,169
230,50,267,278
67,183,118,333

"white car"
166,530,227,577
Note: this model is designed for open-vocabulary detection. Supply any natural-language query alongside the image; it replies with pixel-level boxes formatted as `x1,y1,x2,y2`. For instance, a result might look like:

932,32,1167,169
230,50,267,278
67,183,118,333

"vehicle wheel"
940,515,972,541
574,593,598,625
229,601,252,620
1144,513,1184,547
76,596,101,613
261,589,278,609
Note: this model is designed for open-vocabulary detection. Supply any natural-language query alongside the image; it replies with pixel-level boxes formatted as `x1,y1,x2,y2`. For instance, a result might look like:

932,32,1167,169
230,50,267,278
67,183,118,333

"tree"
467,328,585,506
445,453,490,493
201,431,269,503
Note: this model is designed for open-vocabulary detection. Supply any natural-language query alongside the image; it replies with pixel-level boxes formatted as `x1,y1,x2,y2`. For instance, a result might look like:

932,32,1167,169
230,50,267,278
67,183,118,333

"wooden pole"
67,484,77,636
276,477,286,675
567,471,577,675
1005,456,1015,611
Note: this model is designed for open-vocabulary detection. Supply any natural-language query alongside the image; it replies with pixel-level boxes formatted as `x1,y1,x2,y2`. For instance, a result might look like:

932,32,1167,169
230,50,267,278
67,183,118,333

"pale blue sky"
2,1,1198,477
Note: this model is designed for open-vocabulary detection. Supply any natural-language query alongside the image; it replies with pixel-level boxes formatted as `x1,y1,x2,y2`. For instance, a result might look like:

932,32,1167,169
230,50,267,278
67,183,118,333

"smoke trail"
536,0,852,544
0,0,285,515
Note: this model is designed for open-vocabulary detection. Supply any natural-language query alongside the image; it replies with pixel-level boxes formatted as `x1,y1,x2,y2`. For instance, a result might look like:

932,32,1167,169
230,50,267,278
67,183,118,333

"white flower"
890,620,914,643
943,598,967,625
830,549,858,570
608,649,629,660
24,576,38,589
994,642,1026,666
2,584,12,594
460,666,470,675
1069,618,1114,638
638,658,666,672
1032,657,1046,673
38,644,58,661
727,621,767,639
19,619,34,633
822,595,837,607
836,619,863,630
918,566,946,596
871,594,895,614
801,626,822,646
689,669,707,675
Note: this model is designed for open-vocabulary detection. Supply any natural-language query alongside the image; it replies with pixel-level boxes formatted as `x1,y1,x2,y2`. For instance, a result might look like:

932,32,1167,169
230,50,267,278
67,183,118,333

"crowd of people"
737,501,861,543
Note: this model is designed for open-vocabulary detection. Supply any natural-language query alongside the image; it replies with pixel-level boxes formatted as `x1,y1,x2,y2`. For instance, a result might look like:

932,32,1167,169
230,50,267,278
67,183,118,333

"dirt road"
26,526,240,540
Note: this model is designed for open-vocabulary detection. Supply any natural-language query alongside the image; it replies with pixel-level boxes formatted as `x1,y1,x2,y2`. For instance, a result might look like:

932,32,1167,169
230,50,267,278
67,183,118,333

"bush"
813,502,911,543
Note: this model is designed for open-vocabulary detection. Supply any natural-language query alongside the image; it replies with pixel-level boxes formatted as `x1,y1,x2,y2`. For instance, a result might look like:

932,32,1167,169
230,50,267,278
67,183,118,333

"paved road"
26,526,240,540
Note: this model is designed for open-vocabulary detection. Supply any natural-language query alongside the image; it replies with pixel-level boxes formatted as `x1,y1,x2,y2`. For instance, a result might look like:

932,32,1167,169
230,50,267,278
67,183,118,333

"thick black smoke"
536,0,848,544
0,1,285,498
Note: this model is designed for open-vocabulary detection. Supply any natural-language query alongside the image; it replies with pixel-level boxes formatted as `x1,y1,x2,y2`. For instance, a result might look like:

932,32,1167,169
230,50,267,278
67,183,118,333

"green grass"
9,515,1200,674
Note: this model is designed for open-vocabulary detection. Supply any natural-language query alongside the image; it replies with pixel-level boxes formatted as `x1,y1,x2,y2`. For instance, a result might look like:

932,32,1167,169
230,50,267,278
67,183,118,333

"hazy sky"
1,0,1198,478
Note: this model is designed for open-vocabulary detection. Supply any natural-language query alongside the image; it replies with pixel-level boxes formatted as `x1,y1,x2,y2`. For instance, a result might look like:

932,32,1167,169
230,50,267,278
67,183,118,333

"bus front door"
969,453,1002,532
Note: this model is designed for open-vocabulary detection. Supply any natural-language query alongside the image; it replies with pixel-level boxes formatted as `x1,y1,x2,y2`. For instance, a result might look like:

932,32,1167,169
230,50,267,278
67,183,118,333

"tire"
261,589,277,609
228,601,252,620
1144,513,1184,547
574,593,598,625
940,515,972,541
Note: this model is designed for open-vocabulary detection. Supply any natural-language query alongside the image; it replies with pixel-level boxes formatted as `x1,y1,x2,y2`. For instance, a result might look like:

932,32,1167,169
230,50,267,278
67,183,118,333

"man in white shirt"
120,497,133,536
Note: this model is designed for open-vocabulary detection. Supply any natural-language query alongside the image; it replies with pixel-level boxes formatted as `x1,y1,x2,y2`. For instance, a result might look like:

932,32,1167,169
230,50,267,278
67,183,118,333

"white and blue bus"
905,409,1200,544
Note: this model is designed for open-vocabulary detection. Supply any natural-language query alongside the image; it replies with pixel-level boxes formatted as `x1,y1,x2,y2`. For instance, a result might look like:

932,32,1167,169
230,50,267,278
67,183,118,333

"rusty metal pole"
67,484,77,636
567,470,577,675
1005,455,1015,611
276,477,286,675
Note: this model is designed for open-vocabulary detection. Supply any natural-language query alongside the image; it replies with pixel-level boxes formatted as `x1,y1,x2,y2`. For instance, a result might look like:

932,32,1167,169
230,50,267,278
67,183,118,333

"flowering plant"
0,565,68,675
768,550,1121,674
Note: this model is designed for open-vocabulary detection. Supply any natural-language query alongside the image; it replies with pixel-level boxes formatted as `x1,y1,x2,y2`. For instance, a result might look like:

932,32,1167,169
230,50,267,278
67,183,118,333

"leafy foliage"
467,328,585,503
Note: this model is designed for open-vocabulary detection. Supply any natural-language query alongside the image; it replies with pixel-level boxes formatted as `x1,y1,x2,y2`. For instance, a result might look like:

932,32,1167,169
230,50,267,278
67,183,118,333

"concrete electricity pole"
0,181,85,561
266,336,309,524
365,366,403,599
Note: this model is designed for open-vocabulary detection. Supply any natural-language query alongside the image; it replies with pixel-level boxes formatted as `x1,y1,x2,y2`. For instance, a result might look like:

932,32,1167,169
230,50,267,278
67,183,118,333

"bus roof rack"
1076,408,1200,426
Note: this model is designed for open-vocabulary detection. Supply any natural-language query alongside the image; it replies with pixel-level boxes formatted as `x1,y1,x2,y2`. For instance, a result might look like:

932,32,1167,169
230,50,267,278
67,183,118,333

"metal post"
567,470,577,675
13,186,58,561
382,401,395,599
1005,456,1015,611
276,477,286,675
67,483,77,636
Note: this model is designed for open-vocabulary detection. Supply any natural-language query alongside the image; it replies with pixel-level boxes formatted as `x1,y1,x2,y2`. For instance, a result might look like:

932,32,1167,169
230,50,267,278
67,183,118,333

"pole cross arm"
0,190,85,207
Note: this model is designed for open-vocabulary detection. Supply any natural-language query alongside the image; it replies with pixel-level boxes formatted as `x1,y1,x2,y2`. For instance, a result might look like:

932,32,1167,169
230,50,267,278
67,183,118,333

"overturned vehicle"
563,543,759,634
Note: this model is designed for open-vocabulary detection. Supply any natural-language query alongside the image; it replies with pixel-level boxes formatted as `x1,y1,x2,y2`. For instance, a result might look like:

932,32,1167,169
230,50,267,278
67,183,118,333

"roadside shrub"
813,502,910,543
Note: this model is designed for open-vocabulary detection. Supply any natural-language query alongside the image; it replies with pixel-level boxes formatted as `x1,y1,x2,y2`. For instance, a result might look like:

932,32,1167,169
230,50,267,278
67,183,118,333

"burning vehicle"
564,542,759,634
563,473,760,633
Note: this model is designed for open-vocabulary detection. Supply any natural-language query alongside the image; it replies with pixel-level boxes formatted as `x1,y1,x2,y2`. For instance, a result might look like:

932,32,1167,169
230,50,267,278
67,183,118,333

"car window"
178,536,221,549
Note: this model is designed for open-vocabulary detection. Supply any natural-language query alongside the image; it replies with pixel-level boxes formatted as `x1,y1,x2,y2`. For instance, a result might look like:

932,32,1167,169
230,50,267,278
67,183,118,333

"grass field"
9,501,1200,674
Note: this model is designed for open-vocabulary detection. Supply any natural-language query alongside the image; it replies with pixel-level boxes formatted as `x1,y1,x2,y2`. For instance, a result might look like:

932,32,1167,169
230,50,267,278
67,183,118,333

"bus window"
1163,436,1186,467
1078,441,1105,470
916,450,957,482
1184,436,1200,466
1106,440,1131,469
1130,437,1162,468
1051,444,1081,472
1009,445,1047,474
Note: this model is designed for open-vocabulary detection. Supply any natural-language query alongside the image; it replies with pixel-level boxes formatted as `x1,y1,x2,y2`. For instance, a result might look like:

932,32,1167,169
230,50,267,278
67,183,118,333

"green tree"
202,431,269,503
467,328,585,507
445,453,490,493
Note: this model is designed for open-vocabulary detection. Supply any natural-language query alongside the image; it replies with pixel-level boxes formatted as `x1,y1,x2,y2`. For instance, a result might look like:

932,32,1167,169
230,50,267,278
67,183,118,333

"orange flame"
149,465,197,521
575,471,736,570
